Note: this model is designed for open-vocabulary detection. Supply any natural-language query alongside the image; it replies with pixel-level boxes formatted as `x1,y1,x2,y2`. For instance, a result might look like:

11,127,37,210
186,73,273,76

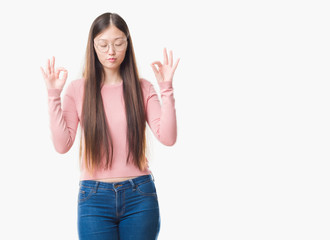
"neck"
103,67,122,84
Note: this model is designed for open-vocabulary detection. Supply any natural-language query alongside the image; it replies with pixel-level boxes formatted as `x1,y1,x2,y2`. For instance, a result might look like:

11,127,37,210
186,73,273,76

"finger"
163,48,168,65
55,68,60,79
151,64,160,77
169,50,173,67
151,61,163,69
51,56,55,73
49,58,53,73
56,67,67,71
47,59,51,74
40,67,46,79
150,64,159,75
172,58,180,73
60,69,68,82
56,67,67,79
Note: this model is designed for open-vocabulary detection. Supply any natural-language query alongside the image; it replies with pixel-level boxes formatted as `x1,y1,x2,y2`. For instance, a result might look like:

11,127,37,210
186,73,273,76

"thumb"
150,64,159,76
60,69,68,82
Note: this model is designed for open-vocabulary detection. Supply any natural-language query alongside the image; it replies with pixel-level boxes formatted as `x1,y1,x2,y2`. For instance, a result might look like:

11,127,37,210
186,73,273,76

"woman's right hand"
40,56,68,90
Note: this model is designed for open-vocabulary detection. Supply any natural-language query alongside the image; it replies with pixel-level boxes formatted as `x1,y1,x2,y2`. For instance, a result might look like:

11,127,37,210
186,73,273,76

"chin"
103,62,120,70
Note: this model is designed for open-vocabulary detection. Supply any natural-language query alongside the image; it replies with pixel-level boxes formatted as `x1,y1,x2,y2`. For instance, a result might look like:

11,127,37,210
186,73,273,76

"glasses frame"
94,38,128,53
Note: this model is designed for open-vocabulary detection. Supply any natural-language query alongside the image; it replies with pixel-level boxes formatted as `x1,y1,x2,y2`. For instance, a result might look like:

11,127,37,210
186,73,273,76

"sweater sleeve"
47,81,79,153
145,81,177,146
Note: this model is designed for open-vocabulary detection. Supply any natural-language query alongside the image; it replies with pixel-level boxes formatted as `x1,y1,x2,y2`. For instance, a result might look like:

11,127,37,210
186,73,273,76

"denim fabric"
77,174,160,240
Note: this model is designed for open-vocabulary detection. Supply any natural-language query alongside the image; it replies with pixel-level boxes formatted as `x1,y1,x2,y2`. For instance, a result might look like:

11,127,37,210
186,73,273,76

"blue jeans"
77,174,160,240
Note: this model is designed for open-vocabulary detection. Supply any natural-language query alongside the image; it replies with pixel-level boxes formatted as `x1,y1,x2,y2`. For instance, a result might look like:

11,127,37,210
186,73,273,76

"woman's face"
93,25,127,72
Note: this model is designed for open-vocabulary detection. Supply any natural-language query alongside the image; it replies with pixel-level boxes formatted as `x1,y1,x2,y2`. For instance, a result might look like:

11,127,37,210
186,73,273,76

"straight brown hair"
79,12,147,175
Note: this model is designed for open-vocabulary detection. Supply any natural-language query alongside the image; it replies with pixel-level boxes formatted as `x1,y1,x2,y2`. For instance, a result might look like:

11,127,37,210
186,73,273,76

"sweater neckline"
102,81,123,88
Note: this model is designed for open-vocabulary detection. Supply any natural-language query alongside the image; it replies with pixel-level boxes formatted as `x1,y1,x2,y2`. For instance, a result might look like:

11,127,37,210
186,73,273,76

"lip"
107,58,116,62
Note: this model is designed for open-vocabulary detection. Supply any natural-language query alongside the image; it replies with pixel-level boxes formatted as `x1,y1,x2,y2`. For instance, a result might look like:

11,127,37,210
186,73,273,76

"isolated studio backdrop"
0,0,330,239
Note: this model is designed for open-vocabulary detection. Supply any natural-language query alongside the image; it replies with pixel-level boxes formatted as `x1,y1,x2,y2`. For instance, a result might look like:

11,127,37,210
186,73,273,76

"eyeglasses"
94,39,128,53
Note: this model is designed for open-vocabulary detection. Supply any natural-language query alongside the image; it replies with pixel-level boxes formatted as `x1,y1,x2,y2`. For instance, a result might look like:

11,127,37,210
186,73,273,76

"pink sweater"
47,78,177,180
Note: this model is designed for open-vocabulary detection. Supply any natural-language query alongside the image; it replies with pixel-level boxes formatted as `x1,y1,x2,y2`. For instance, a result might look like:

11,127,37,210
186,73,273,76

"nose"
108,44,115,54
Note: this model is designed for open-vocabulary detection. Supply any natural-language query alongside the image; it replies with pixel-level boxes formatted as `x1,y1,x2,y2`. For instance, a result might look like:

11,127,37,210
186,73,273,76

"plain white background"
0,0,329,239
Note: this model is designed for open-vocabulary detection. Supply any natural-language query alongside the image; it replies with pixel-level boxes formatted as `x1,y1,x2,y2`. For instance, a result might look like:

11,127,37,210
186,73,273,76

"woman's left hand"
151,48,180,83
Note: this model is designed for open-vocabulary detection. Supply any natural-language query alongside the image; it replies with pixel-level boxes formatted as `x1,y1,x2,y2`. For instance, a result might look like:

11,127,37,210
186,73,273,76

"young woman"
40,12,179,240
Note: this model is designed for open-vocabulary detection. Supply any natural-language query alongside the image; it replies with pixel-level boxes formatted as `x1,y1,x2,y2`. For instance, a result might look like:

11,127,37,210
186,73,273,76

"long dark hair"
79,12,146,175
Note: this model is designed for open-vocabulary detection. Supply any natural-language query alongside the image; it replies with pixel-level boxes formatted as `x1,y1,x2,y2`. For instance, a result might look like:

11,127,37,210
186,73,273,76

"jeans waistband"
79,174,154,191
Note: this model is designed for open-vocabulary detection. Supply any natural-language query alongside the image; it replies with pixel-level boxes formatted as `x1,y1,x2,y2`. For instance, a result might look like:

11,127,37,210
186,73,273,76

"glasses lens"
96,39,127,52
113,40,127,52
97,40,109,52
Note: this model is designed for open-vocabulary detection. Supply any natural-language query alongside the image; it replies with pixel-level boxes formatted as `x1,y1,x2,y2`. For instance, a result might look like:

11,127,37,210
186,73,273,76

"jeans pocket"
136,179,157,197
78,185,96,203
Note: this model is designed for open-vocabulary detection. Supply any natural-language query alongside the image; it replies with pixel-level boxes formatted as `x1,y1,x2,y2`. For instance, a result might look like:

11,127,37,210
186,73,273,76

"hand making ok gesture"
40,56,68,90
151,48,180,84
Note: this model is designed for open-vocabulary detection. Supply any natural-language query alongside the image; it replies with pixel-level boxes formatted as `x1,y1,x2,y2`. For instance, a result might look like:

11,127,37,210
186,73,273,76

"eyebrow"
98,37,126,41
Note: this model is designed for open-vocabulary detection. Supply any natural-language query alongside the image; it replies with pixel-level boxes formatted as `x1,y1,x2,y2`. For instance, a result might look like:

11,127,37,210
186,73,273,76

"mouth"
107,58,116,62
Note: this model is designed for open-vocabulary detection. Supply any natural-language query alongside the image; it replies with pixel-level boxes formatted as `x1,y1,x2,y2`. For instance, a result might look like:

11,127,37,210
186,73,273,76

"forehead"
95,25,126,41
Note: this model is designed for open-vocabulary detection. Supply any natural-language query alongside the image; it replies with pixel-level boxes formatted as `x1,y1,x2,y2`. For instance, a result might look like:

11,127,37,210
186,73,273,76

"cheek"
117,52,127,63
